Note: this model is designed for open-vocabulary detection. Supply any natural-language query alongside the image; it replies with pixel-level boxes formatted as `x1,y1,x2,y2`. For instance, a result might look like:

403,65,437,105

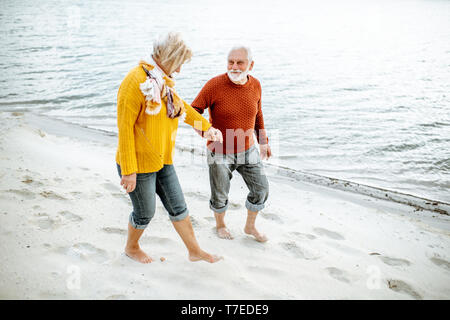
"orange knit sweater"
116,64,212,175
192,73,268,154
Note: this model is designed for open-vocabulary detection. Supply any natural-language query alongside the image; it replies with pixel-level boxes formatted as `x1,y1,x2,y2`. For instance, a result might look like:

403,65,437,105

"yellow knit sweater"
116,64,211,175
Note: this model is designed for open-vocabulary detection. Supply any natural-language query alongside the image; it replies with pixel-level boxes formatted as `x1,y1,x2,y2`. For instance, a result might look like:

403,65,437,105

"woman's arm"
183,100,211,132
117,73,142,176
182,100,222,142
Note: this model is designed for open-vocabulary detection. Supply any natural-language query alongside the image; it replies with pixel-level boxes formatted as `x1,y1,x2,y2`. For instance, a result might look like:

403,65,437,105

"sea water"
0,0,449,202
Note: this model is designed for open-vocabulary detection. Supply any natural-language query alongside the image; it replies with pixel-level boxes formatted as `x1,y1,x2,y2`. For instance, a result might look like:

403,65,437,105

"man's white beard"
227,68,250,84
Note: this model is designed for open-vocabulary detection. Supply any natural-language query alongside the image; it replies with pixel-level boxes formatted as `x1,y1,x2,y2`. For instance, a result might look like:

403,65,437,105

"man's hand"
121,173,137,193
204,127,223,143
260,144,272,160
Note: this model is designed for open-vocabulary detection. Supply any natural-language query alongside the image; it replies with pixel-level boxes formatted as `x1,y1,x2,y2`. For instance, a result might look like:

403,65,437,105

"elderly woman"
116,32,223,264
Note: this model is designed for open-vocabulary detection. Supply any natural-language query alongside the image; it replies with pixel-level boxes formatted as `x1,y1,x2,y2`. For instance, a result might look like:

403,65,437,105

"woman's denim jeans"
117,164,189,229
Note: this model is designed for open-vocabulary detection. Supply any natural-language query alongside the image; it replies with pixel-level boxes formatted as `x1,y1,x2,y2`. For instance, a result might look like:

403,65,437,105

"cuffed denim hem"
209,201,228,214
245,199,265,212
129,213,149,230
168,208,189,222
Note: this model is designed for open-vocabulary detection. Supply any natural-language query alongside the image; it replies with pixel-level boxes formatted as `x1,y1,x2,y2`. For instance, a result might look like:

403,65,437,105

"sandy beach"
0,110,449,300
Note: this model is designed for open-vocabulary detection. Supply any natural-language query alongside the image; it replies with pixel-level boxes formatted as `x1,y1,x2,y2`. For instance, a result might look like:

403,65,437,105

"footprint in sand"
70,191,83,198
88,192,104,200
203,216,215,222
228,202,242,210
430,257,450,272
378,256,411,267
58,242,110,264
289,231,317,240
21,175,44,187
280,241,321,260
3,189,36,200
259,211,283,224
101,182,121,193
58,211,83,223
40,190,67,200
248,265,283,276
190,215,200,227
313,227,345,241
30,213,61,230
102,227,127,236
111,192,131,204
387,279,422,300
325,267,351,283
184,191,210,202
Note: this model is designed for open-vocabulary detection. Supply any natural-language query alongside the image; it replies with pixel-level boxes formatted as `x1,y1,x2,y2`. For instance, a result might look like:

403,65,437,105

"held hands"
204,127,223,143
121,173,137,193
260,144,272,160
204,127,271,159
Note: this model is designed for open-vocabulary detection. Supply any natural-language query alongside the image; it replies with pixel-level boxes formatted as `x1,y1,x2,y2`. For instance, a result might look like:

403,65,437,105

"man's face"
227,48,254,84
227,48,253,73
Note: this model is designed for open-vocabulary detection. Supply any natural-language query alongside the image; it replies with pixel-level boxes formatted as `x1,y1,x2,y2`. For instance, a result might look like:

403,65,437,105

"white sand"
0,110,449,300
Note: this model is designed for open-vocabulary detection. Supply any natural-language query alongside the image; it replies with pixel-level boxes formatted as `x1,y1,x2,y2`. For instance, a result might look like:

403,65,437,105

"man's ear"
249,60,255,71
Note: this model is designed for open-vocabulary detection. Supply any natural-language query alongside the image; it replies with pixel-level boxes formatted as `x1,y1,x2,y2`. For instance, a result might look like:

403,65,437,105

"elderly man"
192,46,271,242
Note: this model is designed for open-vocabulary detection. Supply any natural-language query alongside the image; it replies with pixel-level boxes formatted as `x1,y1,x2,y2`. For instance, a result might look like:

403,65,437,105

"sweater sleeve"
191,81,211,114
117,72,141,175
183,100,212,132
254,85,268,145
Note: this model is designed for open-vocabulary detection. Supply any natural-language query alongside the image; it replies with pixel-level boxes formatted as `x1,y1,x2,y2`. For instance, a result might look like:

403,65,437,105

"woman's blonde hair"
152,32,193,75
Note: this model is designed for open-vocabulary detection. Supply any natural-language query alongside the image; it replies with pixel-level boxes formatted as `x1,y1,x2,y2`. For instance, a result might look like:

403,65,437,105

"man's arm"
190,81,213,136
191,81,211,115
255,98,269,145
254,93,271,159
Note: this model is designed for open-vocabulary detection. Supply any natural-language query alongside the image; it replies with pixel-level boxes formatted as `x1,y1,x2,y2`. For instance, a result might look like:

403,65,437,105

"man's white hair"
228,45,253,62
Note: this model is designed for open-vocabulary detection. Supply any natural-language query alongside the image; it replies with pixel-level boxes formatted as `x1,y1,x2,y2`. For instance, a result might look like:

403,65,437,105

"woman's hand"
204,127,223,143
121,173,137,193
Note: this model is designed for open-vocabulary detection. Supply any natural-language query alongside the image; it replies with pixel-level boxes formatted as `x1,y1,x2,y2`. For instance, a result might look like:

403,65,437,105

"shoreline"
0,110,449,299
28,110,450,215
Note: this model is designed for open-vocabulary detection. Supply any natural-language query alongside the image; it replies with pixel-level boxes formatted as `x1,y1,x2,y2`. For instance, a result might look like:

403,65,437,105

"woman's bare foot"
244,226,268,242
125,246,153,264
189,250,223,263
216,227,233,240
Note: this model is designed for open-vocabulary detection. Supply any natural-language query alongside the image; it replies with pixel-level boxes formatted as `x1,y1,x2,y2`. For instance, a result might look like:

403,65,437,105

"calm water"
1,0,449,202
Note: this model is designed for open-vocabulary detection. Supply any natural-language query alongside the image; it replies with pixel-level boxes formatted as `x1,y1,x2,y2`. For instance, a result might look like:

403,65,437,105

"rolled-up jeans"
207,145,269,213
117,164,189,229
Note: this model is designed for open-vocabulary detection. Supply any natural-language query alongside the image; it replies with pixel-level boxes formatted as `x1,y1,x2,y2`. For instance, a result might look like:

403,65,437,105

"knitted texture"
192,73,268,154
116,65,211,175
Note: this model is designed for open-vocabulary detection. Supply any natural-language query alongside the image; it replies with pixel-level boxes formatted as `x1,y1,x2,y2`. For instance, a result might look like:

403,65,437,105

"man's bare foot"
216,227,233,240
125,246,153,264
189,250,223,263
244,226,268,242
